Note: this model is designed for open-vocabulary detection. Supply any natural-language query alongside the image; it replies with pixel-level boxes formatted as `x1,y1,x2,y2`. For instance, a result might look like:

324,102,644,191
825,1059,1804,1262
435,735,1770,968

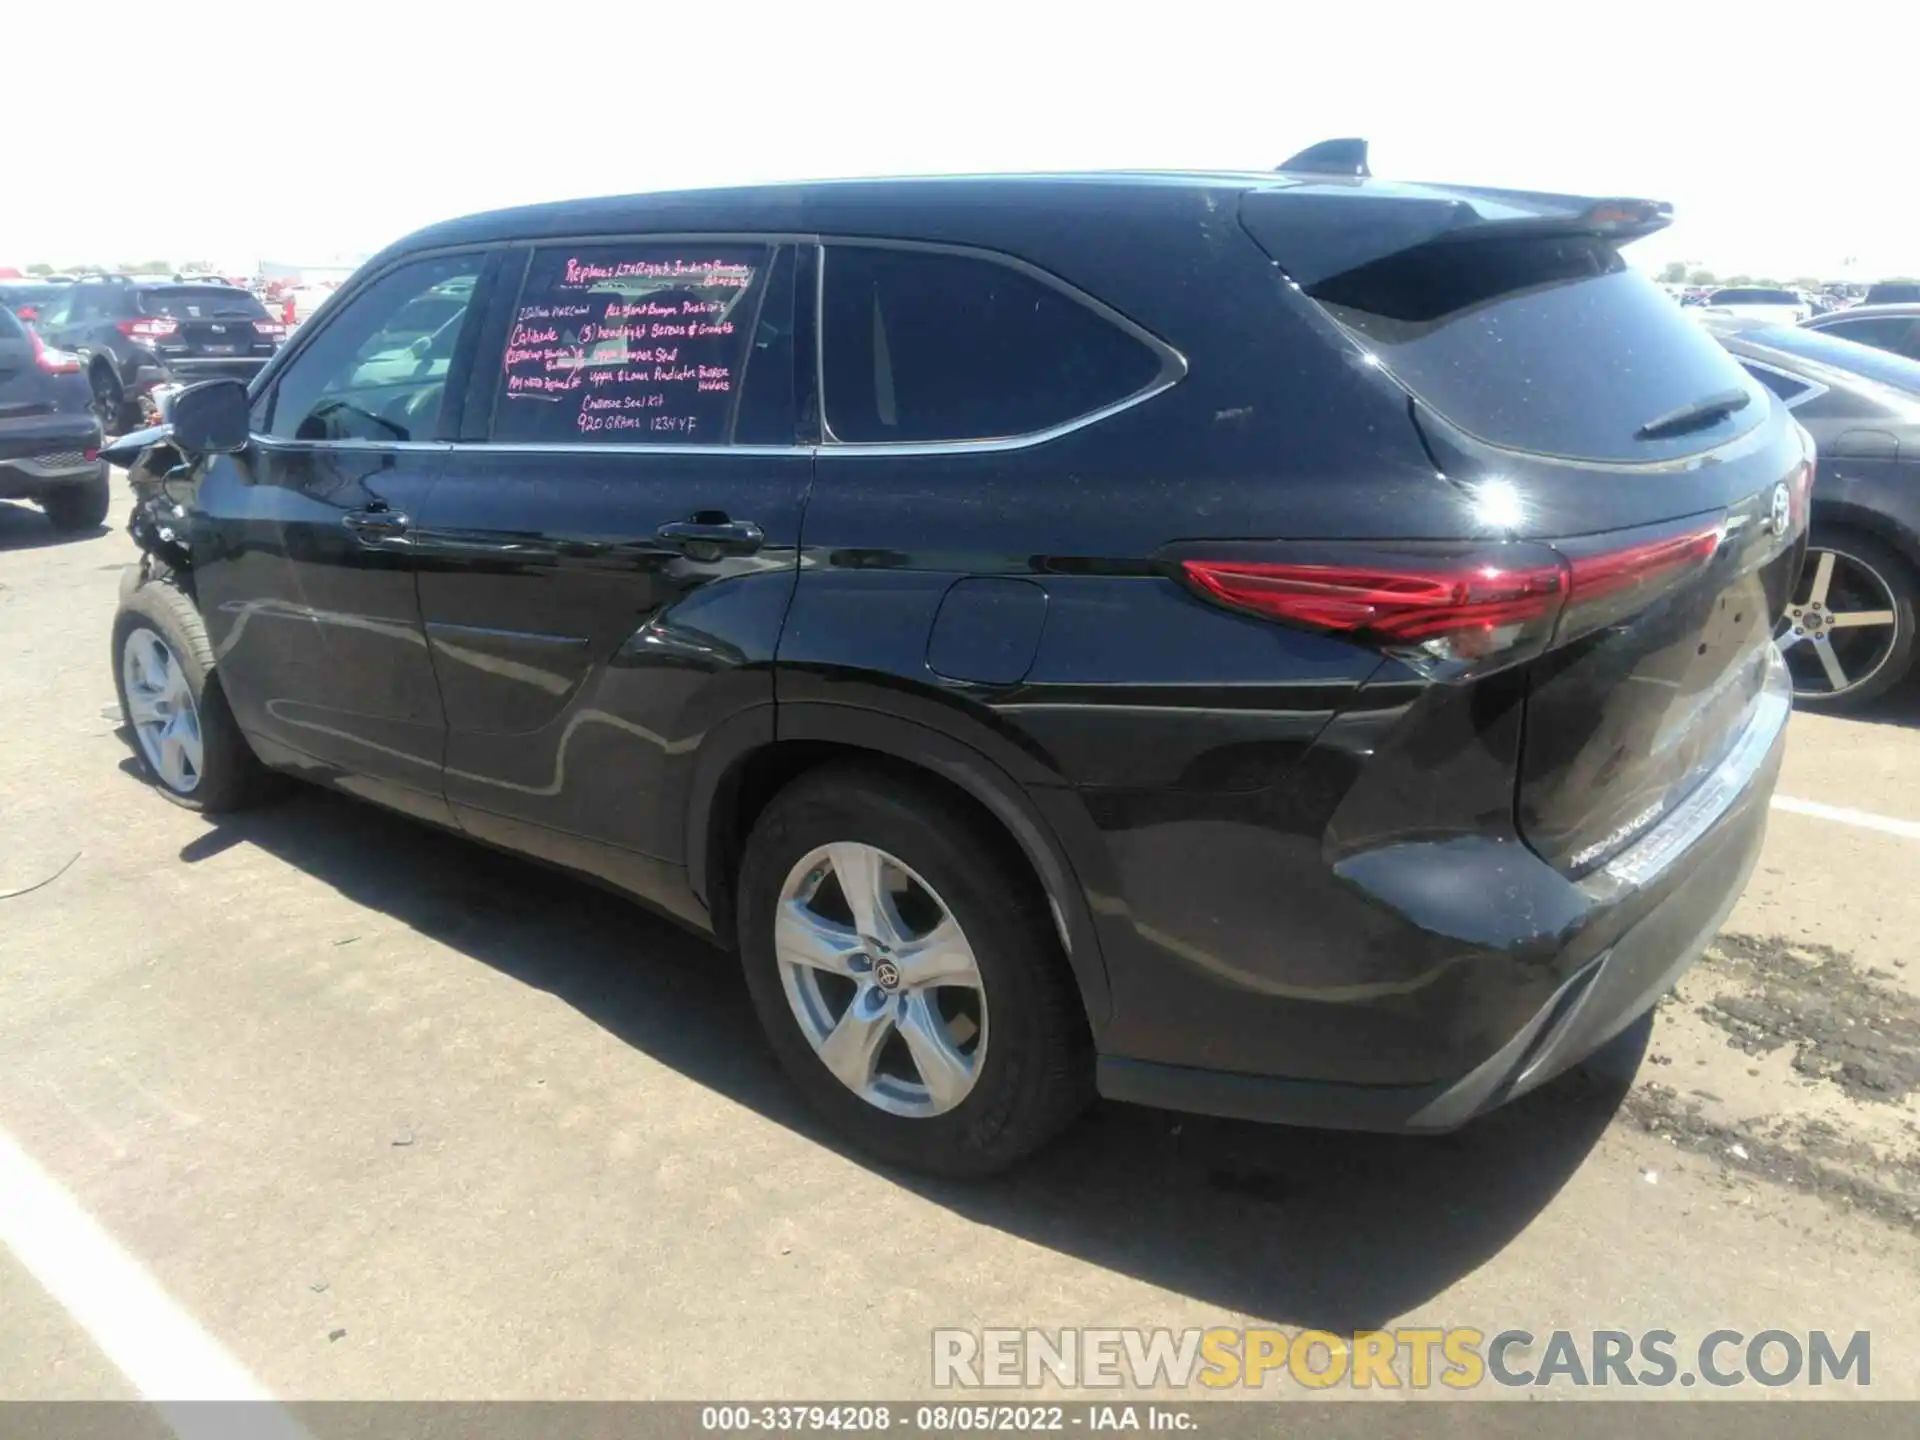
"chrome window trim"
445,440,810,458
254,435,452,454
814,236,1188,456
1736,358,1827,411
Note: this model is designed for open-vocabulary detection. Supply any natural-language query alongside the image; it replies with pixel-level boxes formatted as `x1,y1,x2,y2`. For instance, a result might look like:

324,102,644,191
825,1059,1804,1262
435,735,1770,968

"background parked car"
1697,286,1813,324
32,276,286,433
1705,314,1920,708
1802,303,1920,362
1863,281,1920,306
0,279,73,324
0,304,109,532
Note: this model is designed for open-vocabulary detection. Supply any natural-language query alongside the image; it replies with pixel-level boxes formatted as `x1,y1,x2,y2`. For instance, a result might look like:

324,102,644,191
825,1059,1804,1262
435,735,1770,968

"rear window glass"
1711,288,1799,305
1745,326,1920,395
1866,283,1920,305
138,286,267,319
1739,363,1813,404
820,246,1164,444
0,284,66,308
1308,235,1761,461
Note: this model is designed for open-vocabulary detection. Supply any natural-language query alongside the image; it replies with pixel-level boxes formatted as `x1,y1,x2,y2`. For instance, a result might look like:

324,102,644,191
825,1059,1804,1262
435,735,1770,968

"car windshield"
1749,325,1920,395
138,286,268,319
1713,288,1799,305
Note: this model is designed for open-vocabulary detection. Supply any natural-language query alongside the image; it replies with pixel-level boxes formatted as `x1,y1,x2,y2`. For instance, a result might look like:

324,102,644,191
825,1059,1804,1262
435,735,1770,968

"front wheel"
1779,532,1916,711
736,766,1092,1176
112,575,284,811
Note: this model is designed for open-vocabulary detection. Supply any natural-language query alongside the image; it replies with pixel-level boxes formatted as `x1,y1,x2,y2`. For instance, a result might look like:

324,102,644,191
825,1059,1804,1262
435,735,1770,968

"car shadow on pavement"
178,781,1638,1335
1825,677,1920,730
0,500,107,551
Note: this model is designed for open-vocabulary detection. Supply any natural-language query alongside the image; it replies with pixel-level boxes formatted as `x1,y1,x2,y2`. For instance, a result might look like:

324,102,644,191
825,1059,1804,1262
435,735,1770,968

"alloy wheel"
121,627,204,793
774,842,988,1118
1778,547,1901,700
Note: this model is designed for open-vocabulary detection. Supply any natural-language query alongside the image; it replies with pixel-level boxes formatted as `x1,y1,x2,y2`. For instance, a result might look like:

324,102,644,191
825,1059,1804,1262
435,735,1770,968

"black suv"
0,304,108,531
108,144,1806,1175
37,276,284,434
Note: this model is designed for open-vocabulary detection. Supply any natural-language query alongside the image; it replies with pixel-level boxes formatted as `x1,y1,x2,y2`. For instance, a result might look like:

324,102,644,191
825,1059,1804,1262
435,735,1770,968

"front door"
190,251,493,819
405,239,809,902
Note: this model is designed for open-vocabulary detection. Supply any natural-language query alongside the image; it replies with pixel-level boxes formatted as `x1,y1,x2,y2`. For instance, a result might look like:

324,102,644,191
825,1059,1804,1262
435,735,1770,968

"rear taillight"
29,329,83,375
1179,518,1727,678
253,319,286,339
1180,544,1569,676
116,317,179,340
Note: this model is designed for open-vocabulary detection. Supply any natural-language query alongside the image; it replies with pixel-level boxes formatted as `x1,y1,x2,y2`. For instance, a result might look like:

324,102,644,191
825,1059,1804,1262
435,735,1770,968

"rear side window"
1739,362,1813,405
492,243,775,446
139,286,267,319
819,245,1165,444
1711,288,1799,305
1822,316,1918,352
1745,325,1920,395
1307,236,1761,461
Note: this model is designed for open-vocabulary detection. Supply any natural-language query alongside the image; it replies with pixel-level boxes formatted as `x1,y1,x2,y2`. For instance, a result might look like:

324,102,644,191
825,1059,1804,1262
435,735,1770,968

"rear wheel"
736,766,1092,1176
1779,531,1915,710
89,366,126,437
112,575,284,811
40,470,110,532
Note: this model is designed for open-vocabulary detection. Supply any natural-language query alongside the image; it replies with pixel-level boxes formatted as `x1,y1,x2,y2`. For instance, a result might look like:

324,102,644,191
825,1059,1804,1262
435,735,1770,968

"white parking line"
0,1127,309,1437
1772,794,1920,841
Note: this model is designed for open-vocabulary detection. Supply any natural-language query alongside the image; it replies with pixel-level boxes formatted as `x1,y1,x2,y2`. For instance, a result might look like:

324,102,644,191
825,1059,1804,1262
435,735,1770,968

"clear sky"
9,0,1915,282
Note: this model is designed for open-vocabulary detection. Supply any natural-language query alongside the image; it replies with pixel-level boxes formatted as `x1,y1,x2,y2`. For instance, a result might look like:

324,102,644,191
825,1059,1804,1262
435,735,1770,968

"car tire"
40,469,110,533
1782,529,1916,712
112,573,284,812
736,765,1093,1176
89,366,126,438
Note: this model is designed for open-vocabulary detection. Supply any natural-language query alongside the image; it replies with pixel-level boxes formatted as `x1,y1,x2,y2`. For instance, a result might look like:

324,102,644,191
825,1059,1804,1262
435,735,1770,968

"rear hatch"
1241,179,1807,877
137,285,280,361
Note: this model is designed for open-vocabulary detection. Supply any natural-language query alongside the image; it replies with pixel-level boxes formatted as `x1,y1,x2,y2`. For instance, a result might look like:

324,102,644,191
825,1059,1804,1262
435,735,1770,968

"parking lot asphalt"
4,489,1920,1403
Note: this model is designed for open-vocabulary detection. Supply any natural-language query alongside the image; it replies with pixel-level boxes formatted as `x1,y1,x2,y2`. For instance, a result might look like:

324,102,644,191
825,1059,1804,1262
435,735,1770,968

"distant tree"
1658,260,1689,284
25,262,54,276
179,260,212,272
73,263,105,275
1726,274,1753,286
1791,276,1820,291
1687,268,1716,286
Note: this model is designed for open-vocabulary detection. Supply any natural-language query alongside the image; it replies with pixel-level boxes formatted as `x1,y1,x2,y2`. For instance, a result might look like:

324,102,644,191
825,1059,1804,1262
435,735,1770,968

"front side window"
265,254,483,442
492,243,774,446
819,245,1165,444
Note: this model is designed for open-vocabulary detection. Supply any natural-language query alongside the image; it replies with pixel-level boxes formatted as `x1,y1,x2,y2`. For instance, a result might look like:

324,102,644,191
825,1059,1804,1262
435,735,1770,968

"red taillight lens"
1182,556,1567,646
253,319,286,339
116,317,179,339
1179,517,1728,678
29,328,83,375
16,305,38,321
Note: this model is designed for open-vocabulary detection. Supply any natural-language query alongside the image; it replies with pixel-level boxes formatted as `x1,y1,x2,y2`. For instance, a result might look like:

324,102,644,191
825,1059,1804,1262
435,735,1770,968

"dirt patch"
1691,932,1920,1103
1624,1084,1920,1233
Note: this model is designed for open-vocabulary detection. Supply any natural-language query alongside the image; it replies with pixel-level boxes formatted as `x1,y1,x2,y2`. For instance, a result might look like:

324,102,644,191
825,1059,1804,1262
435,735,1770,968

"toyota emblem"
873,958,902,992
1766,482,1791,536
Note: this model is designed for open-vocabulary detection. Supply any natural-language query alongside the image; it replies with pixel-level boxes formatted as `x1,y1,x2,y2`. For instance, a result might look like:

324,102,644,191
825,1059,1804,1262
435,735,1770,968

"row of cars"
0,274,288,532
5,245,1920,710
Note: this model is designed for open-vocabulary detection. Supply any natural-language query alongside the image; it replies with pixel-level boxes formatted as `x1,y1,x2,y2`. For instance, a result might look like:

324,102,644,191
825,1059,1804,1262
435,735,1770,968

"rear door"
190,250,495,819
408,236,808,888
1242,189,1807,876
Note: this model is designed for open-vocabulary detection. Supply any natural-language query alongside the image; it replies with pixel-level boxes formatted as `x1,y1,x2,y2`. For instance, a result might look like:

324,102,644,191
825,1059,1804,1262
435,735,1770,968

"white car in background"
1695,286,1812,324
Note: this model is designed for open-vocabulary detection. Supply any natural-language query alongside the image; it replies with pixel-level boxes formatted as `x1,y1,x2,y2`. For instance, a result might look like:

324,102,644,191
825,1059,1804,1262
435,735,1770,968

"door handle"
655,517,764,558
343,508,411,545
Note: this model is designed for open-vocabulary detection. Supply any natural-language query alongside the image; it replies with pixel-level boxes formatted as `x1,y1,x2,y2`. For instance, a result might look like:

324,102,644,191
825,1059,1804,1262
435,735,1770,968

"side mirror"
169,379,251,455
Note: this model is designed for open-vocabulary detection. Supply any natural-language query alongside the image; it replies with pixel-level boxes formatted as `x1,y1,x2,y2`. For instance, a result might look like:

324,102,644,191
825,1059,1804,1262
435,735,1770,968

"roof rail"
1277,137,1370,178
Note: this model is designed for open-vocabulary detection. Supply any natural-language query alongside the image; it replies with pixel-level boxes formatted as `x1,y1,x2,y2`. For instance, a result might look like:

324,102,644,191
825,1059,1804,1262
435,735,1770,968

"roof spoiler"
1277,137,1370,178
